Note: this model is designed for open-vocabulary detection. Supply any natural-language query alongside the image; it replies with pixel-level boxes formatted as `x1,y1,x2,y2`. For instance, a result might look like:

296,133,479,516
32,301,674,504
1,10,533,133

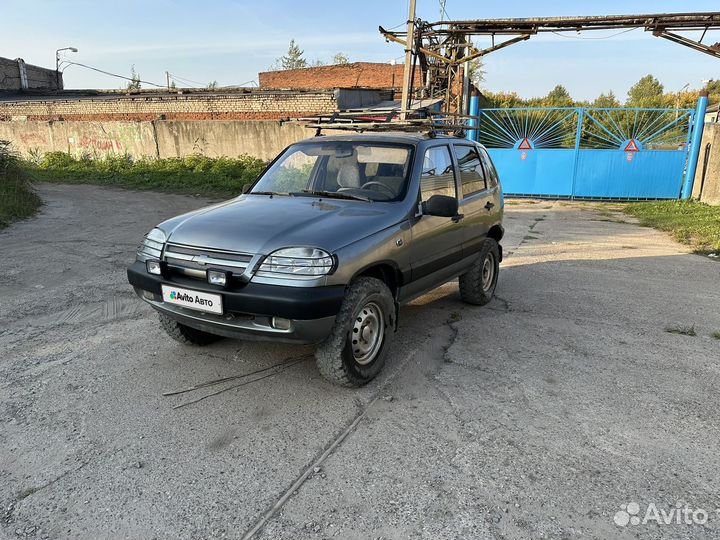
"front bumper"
127,261,344,344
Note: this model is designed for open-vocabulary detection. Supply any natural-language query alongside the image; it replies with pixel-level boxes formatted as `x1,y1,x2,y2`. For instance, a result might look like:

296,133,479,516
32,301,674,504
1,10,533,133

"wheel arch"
352,261,404,299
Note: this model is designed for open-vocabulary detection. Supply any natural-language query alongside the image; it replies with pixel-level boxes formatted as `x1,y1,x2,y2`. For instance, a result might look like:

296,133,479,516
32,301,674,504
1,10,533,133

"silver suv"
128,133,504,386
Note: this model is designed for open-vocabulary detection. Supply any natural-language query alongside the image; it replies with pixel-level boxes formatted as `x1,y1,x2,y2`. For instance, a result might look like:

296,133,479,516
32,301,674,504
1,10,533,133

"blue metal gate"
477,106,696,199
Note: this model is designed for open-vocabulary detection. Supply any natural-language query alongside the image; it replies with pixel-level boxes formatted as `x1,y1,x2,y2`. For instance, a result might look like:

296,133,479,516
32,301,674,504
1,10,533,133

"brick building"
259,62,423,91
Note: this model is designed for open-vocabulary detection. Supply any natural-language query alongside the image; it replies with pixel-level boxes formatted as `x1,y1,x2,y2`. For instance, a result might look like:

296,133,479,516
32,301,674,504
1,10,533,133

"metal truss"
380,12,720,113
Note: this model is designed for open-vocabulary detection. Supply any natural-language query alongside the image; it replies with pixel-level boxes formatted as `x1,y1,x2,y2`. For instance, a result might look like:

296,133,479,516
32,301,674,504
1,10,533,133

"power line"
168,72,207,87
62,61,165,88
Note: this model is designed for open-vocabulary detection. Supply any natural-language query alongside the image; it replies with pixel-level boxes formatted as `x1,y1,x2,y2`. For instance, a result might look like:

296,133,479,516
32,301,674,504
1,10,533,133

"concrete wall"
0,57,61,91
0,119,313,161
692,122,720,205
155,121,308,160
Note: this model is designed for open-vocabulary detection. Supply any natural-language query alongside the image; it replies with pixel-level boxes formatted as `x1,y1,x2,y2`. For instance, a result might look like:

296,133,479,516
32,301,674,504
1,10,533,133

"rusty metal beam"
381,11,720,115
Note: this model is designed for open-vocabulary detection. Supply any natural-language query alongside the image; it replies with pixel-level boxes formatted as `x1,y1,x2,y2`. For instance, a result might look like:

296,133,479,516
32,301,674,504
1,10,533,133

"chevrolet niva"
128,133,504,386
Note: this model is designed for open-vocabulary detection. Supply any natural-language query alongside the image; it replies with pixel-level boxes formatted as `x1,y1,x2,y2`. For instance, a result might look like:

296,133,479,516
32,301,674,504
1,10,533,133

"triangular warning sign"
518,138,533,150
624,139,640,152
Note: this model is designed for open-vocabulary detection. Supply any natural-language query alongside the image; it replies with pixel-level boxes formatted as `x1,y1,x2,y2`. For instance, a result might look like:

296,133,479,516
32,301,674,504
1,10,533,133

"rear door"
453,143,495,256
408,144,464,283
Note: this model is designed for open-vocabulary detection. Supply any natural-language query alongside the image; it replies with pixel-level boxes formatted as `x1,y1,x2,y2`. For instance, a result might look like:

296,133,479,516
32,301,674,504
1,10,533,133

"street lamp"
55,47,78,89
675,82,690,118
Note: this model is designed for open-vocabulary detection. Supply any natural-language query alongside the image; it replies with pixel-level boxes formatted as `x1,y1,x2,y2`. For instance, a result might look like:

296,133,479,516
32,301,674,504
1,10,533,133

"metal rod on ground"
400,0,417,121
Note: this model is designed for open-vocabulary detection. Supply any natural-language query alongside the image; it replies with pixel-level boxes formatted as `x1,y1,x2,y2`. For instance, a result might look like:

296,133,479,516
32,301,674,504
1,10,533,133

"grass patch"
624,200,720,254
25,152,269,198
0,141,42,230
665,325,697,337
712,331,720,340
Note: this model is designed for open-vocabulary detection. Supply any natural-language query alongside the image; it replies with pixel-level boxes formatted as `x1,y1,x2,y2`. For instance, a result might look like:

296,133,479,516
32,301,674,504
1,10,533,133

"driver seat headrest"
337,162,361,188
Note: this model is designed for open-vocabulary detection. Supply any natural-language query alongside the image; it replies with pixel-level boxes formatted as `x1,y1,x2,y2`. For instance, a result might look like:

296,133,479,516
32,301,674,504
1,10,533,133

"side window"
479,148,499,188
420,146,456,200
455,145,487,197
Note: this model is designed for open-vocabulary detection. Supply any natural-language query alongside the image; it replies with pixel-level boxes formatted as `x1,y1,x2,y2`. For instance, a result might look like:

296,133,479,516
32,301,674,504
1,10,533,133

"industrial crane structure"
380,11,720,115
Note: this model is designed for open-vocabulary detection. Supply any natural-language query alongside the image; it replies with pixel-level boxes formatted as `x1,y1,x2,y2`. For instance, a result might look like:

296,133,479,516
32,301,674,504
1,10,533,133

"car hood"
158,195,404,254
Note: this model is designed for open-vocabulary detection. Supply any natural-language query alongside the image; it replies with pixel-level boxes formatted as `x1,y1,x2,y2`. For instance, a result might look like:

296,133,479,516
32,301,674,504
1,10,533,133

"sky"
1,0,719,101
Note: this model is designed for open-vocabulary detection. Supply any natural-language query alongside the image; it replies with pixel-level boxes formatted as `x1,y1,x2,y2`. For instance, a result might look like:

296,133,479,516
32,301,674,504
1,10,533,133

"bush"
0,141,42,229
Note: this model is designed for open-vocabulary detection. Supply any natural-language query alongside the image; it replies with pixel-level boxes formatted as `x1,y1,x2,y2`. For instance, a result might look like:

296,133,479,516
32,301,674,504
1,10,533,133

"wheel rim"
350,301,385,365
482,252,496,291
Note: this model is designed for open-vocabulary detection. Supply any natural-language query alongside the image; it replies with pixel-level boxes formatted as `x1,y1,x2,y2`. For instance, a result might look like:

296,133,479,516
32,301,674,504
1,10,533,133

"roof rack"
294,110,477,137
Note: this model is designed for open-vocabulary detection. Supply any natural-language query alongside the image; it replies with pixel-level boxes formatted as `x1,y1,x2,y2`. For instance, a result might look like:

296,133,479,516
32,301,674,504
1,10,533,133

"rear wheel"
315,277,395,387
158,313,222,346
459,238,500,305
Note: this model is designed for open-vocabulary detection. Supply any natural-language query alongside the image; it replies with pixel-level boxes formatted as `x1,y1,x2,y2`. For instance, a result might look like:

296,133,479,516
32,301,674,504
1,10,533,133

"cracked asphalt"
2,185,720,540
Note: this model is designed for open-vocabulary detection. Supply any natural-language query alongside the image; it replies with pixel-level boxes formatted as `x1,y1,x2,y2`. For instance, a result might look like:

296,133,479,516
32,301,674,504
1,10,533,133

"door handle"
451,213,464,223
484,201,495,211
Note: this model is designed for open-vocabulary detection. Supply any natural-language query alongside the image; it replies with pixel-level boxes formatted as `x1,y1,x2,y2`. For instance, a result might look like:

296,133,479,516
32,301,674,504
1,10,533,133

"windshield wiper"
298,190,372,202
248,191,292,197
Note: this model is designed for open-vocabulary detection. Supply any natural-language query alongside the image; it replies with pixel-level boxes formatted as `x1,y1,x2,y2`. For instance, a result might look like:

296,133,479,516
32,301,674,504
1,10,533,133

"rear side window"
420,146,456,200
479,148,499,188
455,145,487,197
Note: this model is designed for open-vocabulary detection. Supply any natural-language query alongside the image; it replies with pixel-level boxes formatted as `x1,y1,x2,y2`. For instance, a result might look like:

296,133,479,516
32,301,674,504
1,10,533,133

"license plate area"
161,285,223,315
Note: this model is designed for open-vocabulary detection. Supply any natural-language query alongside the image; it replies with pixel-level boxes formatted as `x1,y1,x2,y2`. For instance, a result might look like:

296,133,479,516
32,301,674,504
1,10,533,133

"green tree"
543,85,573,107
593,90,621,108
626,75,664,107
467,56,485,87
126,65,141,91
206,80,218,90
332,52,350,65
704,79,720,94
273,39,308,70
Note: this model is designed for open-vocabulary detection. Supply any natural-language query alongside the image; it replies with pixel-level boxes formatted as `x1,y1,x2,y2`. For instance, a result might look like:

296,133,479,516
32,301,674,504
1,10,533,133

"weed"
665,325,697,337
0,141,42,229
25,152,269,198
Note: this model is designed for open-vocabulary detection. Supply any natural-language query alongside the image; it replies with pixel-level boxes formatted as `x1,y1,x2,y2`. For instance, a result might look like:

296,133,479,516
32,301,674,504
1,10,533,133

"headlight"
256,247,334,279
136,227,166,260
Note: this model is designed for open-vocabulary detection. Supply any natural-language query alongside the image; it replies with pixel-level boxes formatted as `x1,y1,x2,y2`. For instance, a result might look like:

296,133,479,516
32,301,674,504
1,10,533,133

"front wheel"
459,238,500,305
315,277,395,387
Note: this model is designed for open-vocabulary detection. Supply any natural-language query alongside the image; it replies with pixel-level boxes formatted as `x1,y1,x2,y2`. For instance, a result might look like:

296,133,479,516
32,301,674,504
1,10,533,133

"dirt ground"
2,185,719,540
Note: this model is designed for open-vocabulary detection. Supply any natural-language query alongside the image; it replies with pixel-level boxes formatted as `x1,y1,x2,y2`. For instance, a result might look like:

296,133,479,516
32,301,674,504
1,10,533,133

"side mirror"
422,194,458,218
242,183,252,194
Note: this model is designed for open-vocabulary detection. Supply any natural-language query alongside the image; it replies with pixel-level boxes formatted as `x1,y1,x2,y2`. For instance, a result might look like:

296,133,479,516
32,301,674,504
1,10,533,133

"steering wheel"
360,181,395,197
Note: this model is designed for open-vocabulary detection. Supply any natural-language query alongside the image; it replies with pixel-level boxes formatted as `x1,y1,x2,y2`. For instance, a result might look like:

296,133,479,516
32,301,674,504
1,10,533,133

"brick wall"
0,90,338,122
259,62,423,90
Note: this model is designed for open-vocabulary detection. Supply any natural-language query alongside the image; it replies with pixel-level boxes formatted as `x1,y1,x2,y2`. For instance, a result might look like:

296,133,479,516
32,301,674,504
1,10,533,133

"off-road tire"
315,277,395,387
158,313,222,346
459,238,500,306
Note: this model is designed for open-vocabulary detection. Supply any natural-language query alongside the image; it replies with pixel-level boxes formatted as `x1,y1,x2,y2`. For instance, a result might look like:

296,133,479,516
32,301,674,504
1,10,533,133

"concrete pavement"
1,187,719,539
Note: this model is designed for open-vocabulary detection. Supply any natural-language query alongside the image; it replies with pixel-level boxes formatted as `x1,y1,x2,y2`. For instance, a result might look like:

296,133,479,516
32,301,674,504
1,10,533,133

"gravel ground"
1,185,719,540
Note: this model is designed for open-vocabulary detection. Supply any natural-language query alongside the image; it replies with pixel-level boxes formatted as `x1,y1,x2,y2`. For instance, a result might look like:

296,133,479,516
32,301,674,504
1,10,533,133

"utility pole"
166,71,171,92
399,0,417,120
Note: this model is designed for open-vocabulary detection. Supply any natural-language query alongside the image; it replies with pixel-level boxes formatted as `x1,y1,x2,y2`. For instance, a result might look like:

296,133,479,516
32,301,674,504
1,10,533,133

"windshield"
250,141,413,202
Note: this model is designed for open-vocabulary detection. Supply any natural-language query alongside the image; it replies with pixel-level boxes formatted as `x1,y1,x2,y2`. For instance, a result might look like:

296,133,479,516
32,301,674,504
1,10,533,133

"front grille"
163,243,254,279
